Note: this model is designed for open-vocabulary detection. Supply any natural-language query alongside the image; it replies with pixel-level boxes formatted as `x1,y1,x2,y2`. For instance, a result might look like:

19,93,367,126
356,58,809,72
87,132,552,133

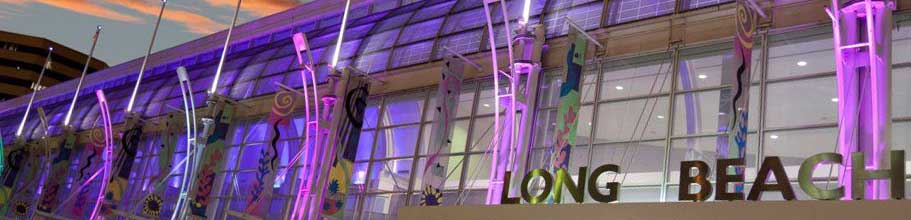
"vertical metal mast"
63,26,102,127
126,0,168,113
15,48,53,138
209,0,243,94
310,1,352,219
825,0,895,200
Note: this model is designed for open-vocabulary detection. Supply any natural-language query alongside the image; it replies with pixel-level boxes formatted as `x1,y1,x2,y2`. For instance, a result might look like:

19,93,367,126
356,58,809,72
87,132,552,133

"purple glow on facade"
288,33,324,220
827,0,894,200
90,90,113,220
483,0,522,205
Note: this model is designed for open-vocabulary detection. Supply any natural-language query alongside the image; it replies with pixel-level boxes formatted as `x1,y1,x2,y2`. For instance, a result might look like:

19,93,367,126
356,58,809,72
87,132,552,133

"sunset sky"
0,0,311,65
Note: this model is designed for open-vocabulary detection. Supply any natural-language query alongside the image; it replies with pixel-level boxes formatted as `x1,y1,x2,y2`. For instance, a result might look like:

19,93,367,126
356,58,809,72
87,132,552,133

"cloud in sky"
0,0,143,23
104,0,227,34
204,0,300,17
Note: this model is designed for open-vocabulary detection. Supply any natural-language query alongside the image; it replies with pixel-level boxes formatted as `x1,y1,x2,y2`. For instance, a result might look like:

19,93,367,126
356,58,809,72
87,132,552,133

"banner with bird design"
547,28,587,204
419,56,464,206
102,117,144,216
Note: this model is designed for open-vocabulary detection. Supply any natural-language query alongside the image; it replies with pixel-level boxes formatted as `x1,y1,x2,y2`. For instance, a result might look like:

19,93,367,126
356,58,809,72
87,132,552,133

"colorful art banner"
244,89,297,217
320,70,370,219
419,56,464,206
0,146,27,212
717,0,756,195
0,133,4,175
142,112,182,218
37,131,77,213
189,100,234,219
548,28,587,204
69,127,105,217
7,145,43,217
102,119,144,216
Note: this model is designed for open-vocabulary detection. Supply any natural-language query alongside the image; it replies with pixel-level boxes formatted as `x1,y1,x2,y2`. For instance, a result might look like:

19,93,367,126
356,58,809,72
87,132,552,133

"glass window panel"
432,29,483,60
617,187,661,203
892,122,911,164
352,11,390,27
253,74,286,96
537,67,599,108
244,121,269,144
361,193,409,219
762,127,838,180
601,55,672,100
424,83,476,121
413,155,464,190
356,130,374,162
354,50,390,73
605,0,674,25
673,87,760,136
591,141,665,186
894,66,910,117
375,125,420,159
541,1,602,38
374,13,412,33
363,100,381,129
262,55,295,76
391,41,434,68
678,45,762,90
765,76,837,128
469,116,495,153
324,39,362,62
411,1,455,22
382,92,427,126
441,8,486,35
546,0,598,12
454,0,482,12
463,153,492,190
345,23,374,41
418,120,469,156
359,29,400,54
368,159,413,193
237,144,266,170
373,0,399,12
894,24,911,63
683,0,733,10
666,134,759,184
398,18,444,45
594,97,669,143
768,29,835,79
533,109,557,149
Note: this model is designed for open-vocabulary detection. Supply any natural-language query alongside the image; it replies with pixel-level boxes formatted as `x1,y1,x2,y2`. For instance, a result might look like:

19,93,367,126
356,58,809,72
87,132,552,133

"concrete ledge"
399,200,911,220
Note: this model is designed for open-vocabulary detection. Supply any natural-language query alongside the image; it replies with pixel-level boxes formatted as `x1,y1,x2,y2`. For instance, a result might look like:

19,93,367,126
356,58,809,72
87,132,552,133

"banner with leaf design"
419,56,464,206
189,100,234,219
243,88,296,217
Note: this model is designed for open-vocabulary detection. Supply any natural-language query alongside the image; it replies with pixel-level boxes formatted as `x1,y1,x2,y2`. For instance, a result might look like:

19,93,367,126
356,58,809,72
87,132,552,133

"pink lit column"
828,0,894,200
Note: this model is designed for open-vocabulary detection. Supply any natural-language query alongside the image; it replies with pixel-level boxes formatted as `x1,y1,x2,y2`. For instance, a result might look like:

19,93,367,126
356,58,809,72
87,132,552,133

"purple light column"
828,0,894,200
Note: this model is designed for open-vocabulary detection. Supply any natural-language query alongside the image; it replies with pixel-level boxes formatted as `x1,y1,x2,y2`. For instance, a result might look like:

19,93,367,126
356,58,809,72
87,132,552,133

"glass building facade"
0,0,909,219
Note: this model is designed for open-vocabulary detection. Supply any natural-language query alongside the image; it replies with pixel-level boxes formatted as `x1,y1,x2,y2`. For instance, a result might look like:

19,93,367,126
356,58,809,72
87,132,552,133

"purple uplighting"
828,0,895,200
